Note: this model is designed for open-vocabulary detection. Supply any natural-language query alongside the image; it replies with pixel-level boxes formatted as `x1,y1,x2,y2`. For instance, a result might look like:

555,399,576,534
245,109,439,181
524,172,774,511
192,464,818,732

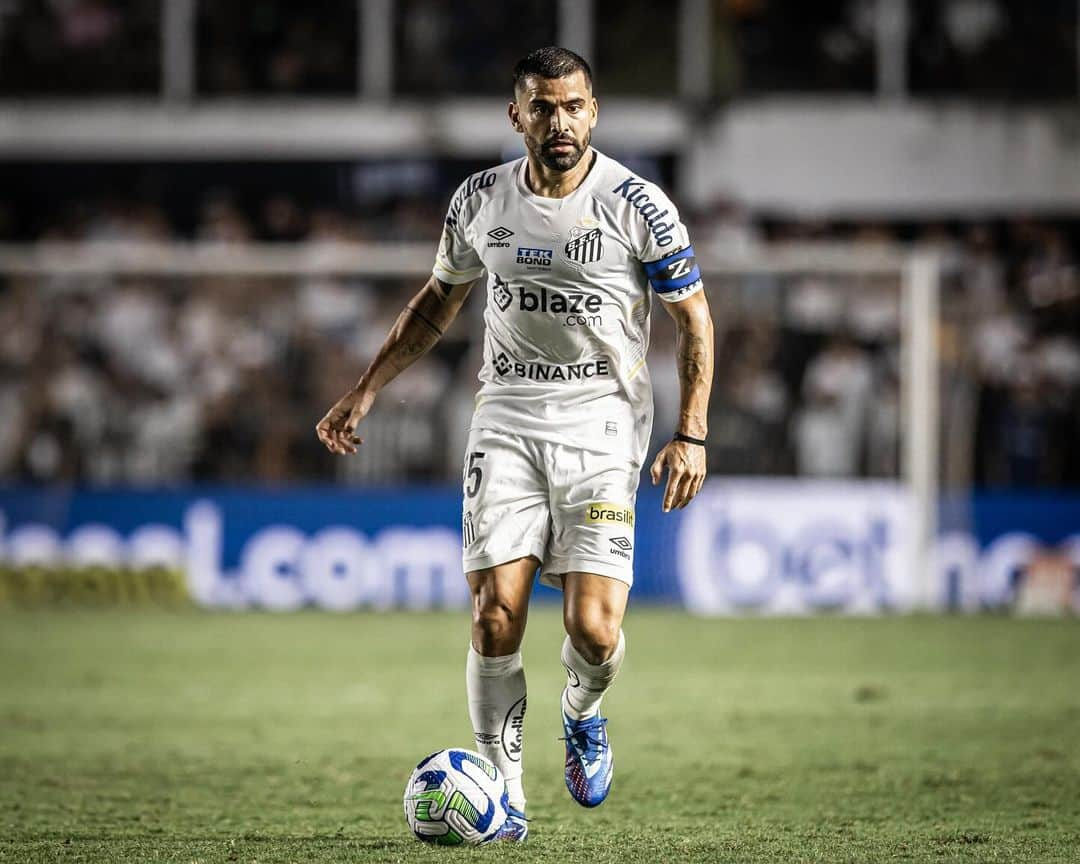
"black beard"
527,129,591,172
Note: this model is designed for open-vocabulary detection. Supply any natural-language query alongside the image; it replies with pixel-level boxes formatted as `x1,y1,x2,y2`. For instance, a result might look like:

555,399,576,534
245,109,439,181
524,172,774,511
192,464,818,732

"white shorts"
460,428,639,588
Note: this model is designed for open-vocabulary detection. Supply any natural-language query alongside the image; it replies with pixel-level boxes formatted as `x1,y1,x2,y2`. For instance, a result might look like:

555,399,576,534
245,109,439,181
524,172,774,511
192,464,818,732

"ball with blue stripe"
403,748,510,845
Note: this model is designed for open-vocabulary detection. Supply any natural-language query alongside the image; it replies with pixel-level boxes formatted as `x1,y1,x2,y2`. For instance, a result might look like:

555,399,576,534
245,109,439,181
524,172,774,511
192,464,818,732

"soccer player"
317,46,713,840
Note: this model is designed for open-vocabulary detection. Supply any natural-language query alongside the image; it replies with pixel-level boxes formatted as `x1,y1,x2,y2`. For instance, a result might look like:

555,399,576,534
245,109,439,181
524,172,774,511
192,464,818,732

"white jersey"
432,149,703,466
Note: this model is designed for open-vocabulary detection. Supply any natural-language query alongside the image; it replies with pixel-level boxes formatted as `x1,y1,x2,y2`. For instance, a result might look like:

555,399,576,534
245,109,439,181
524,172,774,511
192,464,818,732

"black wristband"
673,432,706,447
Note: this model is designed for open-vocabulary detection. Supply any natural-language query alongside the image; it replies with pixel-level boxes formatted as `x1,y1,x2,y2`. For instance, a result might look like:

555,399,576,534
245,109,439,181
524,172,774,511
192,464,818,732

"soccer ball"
403,748,509,845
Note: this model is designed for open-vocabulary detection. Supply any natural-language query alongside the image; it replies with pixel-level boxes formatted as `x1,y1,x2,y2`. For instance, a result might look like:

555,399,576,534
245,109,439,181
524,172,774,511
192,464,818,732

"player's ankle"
505,775,526,814
561,689,599,722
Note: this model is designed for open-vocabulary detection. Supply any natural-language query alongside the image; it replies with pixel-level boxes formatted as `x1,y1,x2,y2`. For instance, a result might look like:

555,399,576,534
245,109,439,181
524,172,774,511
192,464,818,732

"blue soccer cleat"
560,699,614,807
491,805,529,842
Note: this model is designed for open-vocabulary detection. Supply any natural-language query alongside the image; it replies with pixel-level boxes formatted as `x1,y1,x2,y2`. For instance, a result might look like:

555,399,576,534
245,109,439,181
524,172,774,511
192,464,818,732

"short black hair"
512,46,593,93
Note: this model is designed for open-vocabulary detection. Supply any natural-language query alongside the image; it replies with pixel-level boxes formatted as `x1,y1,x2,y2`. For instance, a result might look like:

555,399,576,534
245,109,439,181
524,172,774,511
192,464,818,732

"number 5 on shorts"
465,451,485,498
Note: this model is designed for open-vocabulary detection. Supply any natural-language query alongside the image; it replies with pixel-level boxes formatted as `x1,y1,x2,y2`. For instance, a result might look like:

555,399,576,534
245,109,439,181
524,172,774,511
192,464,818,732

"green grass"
1,610,1079,863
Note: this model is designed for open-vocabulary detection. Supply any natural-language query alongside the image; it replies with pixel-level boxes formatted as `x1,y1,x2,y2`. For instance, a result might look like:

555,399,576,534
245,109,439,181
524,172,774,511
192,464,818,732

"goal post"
902,252,942,610
698,245,942,611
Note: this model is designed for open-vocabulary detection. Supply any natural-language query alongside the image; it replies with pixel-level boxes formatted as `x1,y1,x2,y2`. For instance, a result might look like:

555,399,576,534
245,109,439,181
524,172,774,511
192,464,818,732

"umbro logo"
487,226,514,248
610,536,633,560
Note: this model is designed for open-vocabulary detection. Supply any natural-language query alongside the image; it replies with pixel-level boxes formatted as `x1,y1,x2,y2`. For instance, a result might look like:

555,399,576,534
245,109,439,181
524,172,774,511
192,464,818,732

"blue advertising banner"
1,482,1077,613
0,484,681,608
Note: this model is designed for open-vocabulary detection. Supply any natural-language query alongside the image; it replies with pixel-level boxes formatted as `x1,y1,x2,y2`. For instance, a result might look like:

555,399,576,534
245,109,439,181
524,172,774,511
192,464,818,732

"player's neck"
524,149,596,199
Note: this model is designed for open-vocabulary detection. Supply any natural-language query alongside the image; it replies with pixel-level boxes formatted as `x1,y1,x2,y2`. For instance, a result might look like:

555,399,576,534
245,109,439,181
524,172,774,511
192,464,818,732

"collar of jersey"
515,148,603,205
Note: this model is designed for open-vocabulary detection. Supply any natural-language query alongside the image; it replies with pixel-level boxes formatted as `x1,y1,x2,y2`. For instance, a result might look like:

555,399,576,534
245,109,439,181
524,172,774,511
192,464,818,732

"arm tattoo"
677,330,708,386
674,315,713,438
431,280,451,301
360,279,469,390
400,334,435,360
383,306,444,373
405,304,445,338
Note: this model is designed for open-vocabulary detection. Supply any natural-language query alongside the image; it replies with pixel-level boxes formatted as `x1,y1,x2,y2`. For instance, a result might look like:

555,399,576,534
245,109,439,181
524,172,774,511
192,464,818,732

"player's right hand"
316,387,375,455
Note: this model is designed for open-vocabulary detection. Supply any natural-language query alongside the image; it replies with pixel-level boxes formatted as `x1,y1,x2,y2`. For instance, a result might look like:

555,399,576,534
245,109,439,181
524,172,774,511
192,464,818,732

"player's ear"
589,97,598,129
508,101,523,133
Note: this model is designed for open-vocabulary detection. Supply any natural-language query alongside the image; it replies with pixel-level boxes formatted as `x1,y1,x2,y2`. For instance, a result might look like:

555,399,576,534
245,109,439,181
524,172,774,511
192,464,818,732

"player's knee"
472,597,524,654
566,612,620,665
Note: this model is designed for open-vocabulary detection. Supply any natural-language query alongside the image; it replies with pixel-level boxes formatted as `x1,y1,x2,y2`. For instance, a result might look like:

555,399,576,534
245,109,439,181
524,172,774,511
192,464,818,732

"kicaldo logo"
585,502,635,527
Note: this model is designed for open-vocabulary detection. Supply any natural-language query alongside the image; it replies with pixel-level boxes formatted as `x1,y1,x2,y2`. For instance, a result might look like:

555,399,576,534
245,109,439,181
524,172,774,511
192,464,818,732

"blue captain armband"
644,246,701,295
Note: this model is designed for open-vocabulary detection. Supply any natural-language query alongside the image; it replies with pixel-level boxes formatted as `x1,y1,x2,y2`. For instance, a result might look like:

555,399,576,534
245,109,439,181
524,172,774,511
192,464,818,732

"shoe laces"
560,715,608,762
506,806,529,823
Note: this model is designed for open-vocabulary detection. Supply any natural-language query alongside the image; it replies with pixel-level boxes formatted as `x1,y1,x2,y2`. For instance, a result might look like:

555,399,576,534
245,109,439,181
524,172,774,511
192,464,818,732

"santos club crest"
565,225,604,265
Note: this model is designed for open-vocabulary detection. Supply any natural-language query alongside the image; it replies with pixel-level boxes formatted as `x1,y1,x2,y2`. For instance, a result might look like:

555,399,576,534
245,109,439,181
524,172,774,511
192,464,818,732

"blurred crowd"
1,0,1075,99
695,218,1080,489
0,0,1076,489
0,189,1076,490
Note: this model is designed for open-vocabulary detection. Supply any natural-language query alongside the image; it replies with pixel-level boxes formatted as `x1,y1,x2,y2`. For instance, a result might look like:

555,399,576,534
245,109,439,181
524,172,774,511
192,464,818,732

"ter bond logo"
516,246,553,269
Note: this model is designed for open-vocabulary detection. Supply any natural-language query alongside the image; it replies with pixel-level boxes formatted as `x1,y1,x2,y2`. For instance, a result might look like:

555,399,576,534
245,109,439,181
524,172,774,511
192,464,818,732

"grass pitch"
1,609,1078,863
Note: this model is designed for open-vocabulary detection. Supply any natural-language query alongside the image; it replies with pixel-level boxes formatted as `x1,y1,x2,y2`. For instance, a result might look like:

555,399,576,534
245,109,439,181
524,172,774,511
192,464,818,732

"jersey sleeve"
432,182,486,286
630,182,703,304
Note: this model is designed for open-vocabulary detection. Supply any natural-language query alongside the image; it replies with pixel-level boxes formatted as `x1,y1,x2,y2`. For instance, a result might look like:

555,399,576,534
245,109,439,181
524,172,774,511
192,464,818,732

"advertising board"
1,482,1076,613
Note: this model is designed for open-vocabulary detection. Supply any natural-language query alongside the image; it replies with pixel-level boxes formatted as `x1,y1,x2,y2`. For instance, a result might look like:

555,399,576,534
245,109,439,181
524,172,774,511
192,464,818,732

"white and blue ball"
403,748,509,845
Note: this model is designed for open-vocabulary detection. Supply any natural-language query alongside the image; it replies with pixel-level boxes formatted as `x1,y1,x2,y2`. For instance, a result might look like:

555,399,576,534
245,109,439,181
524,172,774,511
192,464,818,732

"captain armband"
644,246,701,296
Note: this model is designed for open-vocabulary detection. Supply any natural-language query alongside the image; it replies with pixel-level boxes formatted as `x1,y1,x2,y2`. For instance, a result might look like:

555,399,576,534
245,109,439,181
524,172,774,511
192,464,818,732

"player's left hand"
316,386,375,455
650,440,707,512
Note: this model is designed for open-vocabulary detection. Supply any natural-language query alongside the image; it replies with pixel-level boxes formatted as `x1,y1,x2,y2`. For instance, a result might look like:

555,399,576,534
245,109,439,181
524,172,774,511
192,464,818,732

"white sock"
561,631,626,721
466,645,527,812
